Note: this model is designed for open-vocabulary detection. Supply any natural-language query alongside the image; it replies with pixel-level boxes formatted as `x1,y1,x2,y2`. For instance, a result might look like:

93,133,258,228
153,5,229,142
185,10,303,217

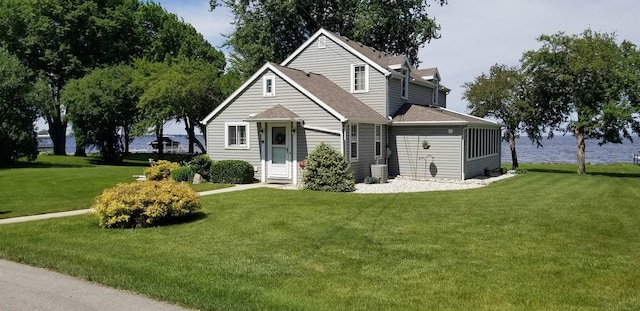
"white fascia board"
392,121,469,126
281,28,391,76
268,65,347,122
440,108,502,126
202,63,272,124
347,118,391,125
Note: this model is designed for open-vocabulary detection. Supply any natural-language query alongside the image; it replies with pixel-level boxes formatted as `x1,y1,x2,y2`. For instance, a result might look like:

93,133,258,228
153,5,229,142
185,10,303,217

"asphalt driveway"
0,260,188,311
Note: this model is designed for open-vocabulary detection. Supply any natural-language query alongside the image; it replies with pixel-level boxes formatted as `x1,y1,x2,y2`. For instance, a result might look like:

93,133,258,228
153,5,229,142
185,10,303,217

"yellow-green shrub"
93,181,201,228
144,160,179,180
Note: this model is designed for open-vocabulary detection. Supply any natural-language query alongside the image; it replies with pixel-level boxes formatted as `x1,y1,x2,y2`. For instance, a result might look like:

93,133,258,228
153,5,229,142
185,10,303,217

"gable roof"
275,65,387,123
202,62,387,125
392,104,502,126
281,28,450,92
247,104,302,122
414,67,440,80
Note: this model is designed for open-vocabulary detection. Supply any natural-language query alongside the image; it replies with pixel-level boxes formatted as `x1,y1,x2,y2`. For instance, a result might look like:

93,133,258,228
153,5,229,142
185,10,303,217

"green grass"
0,155,230,218
0,163,639,310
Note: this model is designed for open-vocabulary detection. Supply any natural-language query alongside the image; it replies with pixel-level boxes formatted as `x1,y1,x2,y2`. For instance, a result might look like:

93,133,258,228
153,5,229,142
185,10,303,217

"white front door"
268,124,291,179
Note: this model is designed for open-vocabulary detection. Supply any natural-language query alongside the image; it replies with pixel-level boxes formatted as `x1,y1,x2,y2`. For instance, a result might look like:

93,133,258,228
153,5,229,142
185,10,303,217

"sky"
137,0,640,133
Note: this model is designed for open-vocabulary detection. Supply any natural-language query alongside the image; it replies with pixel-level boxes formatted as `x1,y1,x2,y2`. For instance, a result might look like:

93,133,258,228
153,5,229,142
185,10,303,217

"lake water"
61,134,640,165
500,135,640,164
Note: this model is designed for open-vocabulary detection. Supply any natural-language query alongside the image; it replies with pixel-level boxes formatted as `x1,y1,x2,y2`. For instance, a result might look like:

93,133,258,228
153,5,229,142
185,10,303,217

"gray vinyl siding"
462,128,501,178
388,76,436,116
345,123,384,182
296,124,343,186
286,36,387,116
389,126,463,180
206,69,341,182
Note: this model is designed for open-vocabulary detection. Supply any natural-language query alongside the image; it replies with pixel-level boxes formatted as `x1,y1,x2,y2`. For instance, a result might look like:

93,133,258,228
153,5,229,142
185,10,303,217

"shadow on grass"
0,162,92,169
156,212,208,227
527,167,640,178
0,211,10,215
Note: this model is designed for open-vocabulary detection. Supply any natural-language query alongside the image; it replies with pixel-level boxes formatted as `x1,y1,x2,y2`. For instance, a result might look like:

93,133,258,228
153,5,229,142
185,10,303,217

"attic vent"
304,71,311,77
318,36,326,49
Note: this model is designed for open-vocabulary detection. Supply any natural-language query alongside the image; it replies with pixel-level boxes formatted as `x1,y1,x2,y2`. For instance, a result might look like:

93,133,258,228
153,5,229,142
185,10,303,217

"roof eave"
244,118,304,122
392,121,469,126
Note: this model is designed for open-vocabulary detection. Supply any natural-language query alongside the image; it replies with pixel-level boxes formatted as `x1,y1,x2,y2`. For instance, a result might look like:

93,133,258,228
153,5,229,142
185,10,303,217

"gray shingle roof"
414,67,438,79
392,104,498,125
272,63,387,122
248,104,301,121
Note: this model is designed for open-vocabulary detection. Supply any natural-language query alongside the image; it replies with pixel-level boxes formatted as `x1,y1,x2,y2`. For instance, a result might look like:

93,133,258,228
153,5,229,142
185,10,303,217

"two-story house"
202,28,502,184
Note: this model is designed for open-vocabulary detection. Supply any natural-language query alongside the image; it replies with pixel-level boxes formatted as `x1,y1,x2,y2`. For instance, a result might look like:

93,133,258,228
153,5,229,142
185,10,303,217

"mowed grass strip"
0,155,231,218
0,164,639,310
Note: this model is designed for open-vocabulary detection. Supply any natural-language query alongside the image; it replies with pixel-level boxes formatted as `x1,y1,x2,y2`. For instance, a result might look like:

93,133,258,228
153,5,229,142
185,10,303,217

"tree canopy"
463,64,531,169
62,65,138,163
0,0,224,155
522,30,640,174
0,47,42,164
211,0,447,77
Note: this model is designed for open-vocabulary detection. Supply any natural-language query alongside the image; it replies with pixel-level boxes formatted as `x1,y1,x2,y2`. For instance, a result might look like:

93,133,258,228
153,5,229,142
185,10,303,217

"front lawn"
0,164,639,310
0,155,230,218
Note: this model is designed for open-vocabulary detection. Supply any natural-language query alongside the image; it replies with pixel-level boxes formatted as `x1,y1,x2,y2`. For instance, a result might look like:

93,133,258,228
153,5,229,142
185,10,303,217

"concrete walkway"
0,259,189,311
0,183,284,225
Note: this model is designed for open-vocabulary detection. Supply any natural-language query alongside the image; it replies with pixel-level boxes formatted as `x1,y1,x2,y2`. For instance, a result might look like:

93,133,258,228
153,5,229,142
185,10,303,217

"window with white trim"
225,122,250,149
351,64,369,93
263,75,275,97
374,124,382,158
318,35,326,49
401,68,409,99
467,128,500,159
349,123,359,161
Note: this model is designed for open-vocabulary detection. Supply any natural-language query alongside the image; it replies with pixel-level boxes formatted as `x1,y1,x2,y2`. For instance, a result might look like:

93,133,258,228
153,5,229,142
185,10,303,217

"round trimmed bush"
93,181,201,228
144,160,179,181
209,160,254,184
188,154,213,181
303,142,355,192
171,165,195,182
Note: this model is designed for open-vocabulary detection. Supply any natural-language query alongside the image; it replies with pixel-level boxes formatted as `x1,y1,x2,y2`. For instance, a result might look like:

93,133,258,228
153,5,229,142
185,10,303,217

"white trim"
393,121,469,126
303,125,342,135
281,28,391,76
441,107,503,126
260,123,266,182
224,122,250,149
349,123,359,162
202,63,347,124
267,123,292,179
292,122,298,185
263,75,275,97
374,125,380,159
340,123,345,155
350,64,369,93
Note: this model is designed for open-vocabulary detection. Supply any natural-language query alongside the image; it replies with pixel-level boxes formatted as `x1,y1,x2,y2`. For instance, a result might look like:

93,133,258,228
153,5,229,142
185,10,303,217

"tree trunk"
184,118,195,154
575,127,586,174
74,144,87,157
155,125,164,159
508,130,518,169
47,117,67,156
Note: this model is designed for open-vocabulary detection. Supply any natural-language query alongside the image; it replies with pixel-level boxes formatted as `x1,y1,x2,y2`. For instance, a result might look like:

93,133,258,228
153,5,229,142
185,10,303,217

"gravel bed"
282,173,516,193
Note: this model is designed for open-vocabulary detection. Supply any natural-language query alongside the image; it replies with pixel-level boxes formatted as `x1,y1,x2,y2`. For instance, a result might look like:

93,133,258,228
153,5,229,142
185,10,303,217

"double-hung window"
374,125,382,158
225,122,250,149
349,123,359,161
351,64,369,93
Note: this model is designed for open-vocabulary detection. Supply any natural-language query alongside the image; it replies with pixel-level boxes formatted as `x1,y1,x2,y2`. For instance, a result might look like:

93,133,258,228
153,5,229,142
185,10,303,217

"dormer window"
318,35,326,49
263,75,275,97
351,64,369,93
401,68,409,99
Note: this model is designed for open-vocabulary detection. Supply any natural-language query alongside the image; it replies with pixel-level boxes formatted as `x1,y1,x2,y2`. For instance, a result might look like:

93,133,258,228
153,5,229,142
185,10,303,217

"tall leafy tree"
0,48,42,164
62,65,138,163
0,0,224,155
0,0,143,155
522,30,640,174
211,0,447,77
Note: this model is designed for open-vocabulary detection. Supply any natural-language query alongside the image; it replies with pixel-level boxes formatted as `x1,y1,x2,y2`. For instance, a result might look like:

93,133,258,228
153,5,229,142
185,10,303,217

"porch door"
268,124,291,179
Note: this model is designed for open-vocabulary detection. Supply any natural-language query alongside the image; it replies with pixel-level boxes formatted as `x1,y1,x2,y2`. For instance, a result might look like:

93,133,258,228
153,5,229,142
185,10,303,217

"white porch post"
292,122,298,185
260,122,266,182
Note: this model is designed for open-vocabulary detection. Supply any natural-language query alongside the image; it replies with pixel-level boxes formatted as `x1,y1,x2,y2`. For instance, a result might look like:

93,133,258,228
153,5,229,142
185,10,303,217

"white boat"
37,135,54,152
